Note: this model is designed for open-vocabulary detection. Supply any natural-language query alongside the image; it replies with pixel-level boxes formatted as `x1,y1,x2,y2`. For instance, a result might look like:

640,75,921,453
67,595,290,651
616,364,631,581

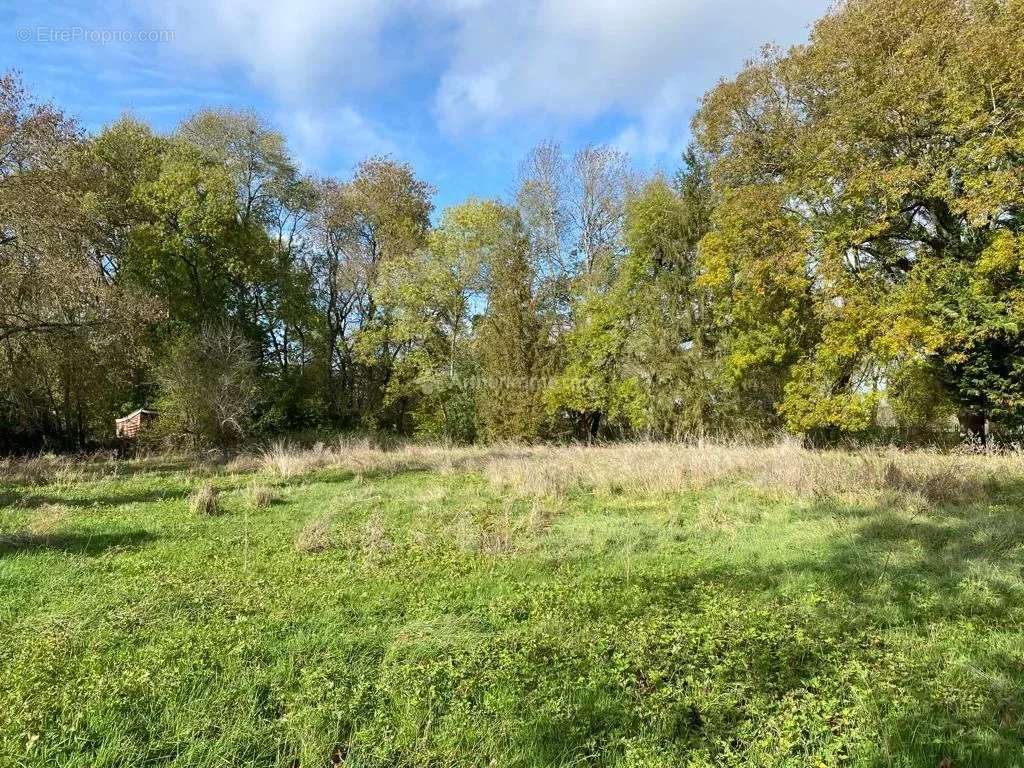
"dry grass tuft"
695,497,740,535
451,501,534,556
0,453,93,486
189,483,221,516
362,511,392,558
526,500,555,535
295,514,334,553
247,438,490,480
27,503,70,535
477,505,518,555
256,440,328,478
247,481,275,509
0,451,191,486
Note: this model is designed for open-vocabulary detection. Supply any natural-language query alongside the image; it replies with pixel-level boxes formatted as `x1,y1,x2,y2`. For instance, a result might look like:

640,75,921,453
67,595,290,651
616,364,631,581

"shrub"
155,323,257,453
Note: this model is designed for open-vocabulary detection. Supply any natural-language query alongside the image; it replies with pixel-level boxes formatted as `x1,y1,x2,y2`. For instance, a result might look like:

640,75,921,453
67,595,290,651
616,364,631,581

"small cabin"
115,408,158,439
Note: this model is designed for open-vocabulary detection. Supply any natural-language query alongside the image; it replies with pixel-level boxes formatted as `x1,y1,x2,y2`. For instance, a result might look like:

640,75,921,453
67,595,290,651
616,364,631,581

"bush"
156,323,257,453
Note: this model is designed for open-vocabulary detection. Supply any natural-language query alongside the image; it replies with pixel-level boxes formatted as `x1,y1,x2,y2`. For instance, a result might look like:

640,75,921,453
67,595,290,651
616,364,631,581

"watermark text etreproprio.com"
17,26,174,44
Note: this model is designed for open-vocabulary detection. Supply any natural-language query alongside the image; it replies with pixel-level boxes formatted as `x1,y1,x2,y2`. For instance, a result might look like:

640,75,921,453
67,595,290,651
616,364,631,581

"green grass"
1,457,1022,767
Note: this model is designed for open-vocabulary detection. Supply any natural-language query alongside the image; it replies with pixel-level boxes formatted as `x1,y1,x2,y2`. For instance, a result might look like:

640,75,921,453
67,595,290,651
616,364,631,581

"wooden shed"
115,408,158,439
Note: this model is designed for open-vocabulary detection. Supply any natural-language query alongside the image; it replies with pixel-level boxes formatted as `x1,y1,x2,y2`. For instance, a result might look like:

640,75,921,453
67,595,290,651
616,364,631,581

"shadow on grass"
666,488,1024,766
0,529,156,557
0,487,188,510
800,491,1024,621
290,488,1024,768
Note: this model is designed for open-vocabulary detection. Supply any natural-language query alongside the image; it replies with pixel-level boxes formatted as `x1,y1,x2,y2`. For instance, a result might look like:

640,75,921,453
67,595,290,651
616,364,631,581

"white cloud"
437,0,704,127
611,78,696,164
136,0,416,98
132,0,830,163
434,0,829,156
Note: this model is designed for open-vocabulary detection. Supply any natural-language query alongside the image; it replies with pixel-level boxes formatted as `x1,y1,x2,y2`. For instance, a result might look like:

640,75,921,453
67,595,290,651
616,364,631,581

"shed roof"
115,408,158,424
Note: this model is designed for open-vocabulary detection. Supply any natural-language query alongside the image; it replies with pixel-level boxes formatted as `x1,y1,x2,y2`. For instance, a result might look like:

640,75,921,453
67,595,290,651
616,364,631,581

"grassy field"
1,442,1023,767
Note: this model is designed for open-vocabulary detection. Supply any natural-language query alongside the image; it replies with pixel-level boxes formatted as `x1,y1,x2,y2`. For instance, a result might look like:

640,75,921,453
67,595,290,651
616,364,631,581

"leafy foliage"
694,0,1024,442
2,0,1024,449
155,324,257,450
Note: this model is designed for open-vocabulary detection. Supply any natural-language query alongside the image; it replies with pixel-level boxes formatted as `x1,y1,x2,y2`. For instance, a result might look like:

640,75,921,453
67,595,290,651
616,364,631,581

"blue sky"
4,0,830,210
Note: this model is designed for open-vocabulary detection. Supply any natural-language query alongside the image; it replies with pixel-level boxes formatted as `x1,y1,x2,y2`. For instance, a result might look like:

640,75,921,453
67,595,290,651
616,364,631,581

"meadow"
1,441,1022,767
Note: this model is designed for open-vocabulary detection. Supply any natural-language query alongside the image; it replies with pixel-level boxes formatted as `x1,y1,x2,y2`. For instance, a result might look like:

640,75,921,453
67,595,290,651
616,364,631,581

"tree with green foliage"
545,152,726,440
341,157,435,431
543,287,643,441
373,201,489,441
619,154,730,437
475,203,549,442
694,0,1024,444
516,141,636,338
0,75,159,450
178,109,318,383
127,138,242,327
5,0,1024,453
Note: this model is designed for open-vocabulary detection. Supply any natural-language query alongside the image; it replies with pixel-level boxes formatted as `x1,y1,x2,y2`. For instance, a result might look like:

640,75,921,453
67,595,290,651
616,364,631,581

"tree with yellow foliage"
694,0,1024,443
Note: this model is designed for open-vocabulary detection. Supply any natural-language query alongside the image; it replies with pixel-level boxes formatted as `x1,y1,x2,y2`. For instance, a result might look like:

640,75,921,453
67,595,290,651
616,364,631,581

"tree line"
2,0,1022,452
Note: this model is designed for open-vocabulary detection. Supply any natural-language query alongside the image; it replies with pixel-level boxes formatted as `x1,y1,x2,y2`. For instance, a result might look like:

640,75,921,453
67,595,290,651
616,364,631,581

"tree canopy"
2,0,1022,450
694,0,1024,443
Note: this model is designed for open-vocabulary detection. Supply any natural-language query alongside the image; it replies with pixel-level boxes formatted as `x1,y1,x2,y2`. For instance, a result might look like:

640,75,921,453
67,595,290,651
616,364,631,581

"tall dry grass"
0,450,209,486
239,438,1023,504
239,438,492,479
483,440,1013,503
0,453,114,486
189,483,221,516
6,439,1020,506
